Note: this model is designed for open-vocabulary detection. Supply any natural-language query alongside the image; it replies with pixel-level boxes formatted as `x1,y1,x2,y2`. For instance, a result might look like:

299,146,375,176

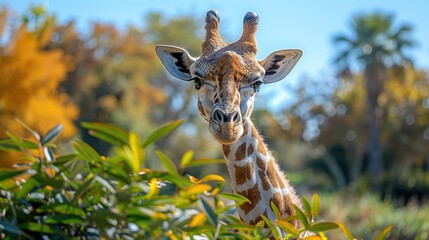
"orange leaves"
0,6,7,37
0,12,78,167
0,22,78,141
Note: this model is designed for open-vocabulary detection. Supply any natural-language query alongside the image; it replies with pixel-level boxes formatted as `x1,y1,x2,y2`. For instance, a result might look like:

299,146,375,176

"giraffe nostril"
212,109,224,123
232,111,241,123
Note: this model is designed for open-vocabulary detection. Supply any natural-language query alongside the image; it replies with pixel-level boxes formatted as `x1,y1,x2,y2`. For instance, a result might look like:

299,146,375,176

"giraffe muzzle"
209,107,244,144
212,108,241,124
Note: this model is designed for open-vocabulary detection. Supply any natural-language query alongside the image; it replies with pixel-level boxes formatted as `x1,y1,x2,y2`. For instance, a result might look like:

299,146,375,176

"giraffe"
156,10,303,228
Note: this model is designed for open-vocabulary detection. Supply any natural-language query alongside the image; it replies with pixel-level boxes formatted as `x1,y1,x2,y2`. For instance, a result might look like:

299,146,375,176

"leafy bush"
320,192,429,240
0,120,390,239
381,168,429,205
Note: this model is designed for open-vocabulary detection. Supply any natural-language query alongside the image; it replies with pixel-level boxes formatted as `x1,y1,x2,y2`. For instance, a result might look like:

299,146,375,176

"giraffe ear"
156,45,196,81
259,49,302,83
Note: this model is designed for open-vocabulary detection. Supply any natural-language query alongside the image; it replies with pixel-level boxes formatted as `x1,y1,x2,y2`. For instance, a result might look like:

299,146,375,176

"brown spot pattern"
267,160,286,189
283,194,295,216
238,183,260,214
271,192,285,214
223,145,231,157
235,162,255,185
235,143,247,161
258,169,271,190
256,157,266,171
247,144,254,156
267,160,280,188
275,169,286,189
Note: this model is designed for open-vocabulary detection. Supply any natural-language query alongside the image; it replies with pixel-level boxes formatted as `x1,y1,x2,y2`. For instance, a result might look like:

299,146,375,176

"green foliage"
0,120,381,239
321,192,428,239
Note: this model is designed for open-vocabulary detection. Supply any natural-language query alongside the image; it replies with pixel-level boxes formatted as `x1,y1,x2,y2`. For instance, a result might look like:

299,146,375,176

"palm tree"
333,13,415,179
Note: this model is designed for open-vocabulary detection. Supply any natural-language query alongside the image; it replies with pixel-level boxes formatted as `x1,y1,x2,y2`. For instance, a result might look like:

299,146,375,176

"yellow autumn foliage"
0,27,78,138
0,19,78,166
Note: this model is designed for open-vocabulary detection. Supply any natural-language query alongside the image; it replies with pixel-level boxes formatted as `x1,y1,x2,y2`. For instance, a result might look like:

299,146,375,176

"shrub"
320,192,429,240
0,120,389,239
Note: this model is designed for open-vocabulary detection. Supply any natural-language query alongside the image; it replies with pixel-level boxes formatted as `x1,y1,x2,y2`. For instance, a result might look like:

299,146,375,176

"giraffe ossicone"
156,10,303,229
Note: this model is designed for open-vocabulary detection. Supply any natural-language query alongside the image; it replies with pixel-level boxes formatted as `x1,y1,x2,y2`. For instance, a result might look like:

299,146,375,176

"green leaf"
312,194,320,217
185,158,225,167
275,220,299,236
155,150,178,176
16,178,39,199
302,196,312,220
129,131,144,173
0,138,38,151
81,122,129,146
215,204,236,214
143,119,184,147
104,166,131,183
375,226,393,240
90,209,120,228
115,146,134,173
0,220,32,239
54,154,78,166
95,176,116,194
337,221,354,240
45,214,85,224
37,204,86,218
43,146,55,162
137,196,191,207
41,124,63,145
293,205,309,229
218,192,251,204
282,214,299,222
87,131,127,146
136,170,192,187
180,150,194,169
270,201,281,220
0,169,28,181
199,196,218,226
0,179,18,190
34,174,64,188
74,176,96,201
15,119,40,141
308,222,339,232
260,215,282,240
72,140,100,162
0,219,23,235
19,222,65,235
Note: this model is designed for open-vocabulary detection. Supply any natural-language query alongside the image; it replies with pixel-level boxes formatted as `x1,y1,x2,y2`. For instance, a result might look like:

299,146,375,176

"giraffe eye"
252,80,263,92
192,77,203,90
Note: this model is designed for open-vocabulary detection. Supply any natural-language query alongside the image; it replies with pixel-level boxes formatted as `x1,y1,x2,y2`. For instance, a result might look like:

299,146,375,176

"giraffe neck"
222,119,301,225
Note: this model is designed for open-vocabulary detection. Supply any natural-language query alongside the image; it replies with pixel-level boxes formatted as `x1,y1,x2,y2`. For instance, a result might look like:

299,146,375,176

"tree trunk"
364,61,386,179
367,103,383,176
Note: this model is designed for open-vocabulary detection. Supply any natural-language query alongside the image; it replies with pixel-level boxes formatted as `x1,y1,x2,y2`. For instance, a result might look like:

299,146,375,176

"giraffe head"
156,10,302,144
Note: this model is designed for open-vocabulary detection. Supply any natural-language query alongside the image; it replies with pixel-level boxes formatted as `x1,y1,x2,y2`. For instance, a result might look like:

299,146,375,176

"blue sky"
4,0,429,108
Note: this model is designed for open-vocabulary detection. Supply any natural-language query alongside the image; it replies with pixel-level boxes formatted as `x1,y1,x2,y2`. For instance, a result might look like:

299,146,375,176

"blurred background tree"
332,13,415,180
259,13,429,201
1,5,220,172
0,6,78,167
1,3,429,238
